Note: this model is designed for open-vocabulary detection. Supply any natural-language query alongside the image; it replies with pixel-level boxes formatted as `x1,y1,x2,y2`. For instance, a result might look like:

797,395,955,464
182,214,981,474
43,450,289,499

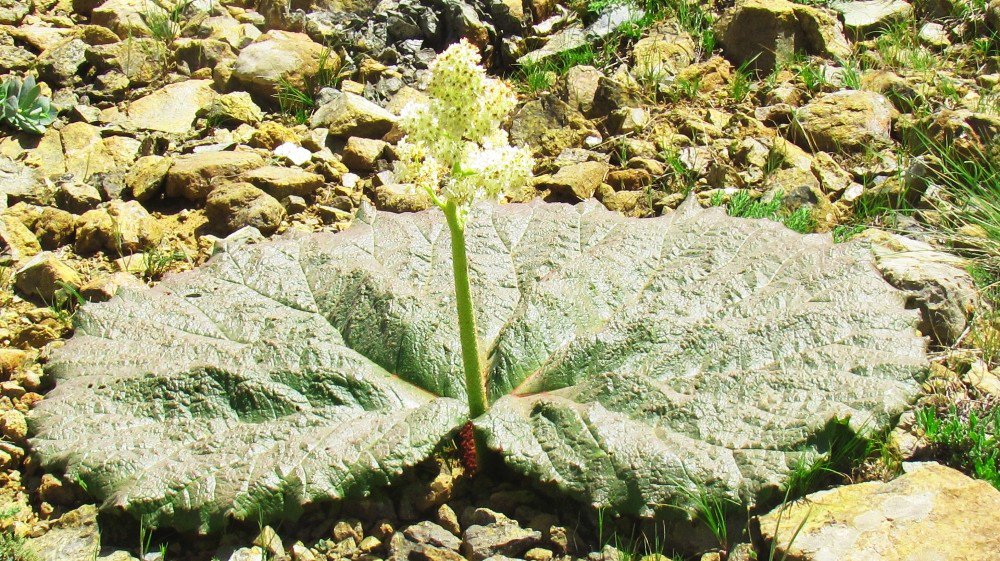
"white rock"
274,143,312,166
342,172,361,189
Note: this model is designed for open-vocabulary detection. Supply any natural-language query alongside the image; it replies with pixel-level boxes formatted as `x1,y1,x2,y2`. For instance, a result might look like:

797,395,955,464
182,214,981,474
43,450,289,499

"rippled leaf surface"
30,199,927,532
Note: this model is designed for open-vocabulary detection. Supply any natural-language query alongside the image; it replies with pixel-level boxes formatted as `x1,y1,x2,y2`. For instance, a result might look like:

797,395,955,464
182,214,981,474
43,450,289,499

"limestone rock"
174,38,238,75
0,214,41,260
866,231,978,346
25,505,101,561
0,44,41,72
405,521,462,551
535,161,610,201
86,38,167,87
0,0,29,24
226,547,265,561
125,80,218,134
241,166,325,199
91,0,160,38
25,123,139,182
758,462,1000,561
510,95,598,157
917,21,949,48
273,143,312,166
716,0,851,73
203,92,264,126
34,207,77,249
462,518,542,561
253,526,284,559
166,151,265,201
792,90,896,152
126,155,172,202
74,201,163,256
0,409,27,441
310,91,397,139
1,156,50,208
631,23,696,80
37,38,88,87
562,65,603,115
79,272,146,302
250,122,299,149
14,252,81,301
830,0,913,39
342,137,388,171
204,182,286,236
233,31,333,104
374,183,433,213
56,182,102,214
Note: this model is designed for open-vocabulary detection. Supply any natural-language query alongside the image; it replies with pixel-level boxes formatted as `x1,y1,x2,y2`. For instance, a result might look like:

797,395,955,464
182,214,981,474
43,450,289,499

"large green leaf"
29,199,927,532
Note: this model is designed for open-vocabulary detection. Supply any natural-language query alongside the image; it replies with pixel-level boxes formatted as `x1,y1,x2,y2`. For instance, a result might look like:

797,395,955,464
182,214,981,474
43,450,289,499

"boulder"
232,31,333,104
125,80,218,134
716,0,851,73
758,462,1000,561
204,182,286,236
829,0,913,39
14,252,81,301
864,231,977,346
166,151,265,201
240,166,325,199
74,201,164,256
310,91,397,139
535,161,610,201
273,143,313,166
791,90,896,152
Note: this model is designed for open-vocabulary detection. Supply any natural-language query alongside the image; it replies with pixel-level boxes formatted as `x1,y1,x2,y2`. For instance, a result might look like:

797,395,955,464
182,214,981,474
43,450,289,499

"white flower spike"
393,40,534,211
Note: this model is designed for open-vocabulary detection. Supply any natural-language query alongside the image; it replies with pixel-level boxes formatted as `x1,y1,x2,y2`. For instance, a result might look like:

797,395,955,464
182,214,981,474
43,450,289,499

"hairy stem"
443,200,488,418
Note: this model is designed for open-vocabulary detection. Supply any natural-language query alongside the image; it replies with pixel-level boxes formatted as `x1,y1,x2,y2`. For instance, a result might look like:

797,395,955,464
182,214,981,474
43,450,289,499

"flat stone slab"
758,462,1000,561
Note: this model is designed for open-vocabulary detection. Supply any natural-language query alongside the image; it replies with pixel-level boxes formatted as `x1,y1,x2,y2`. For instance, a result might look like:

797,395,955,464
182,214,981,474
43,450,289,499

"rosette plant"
29,41,927,534
0,74,56,134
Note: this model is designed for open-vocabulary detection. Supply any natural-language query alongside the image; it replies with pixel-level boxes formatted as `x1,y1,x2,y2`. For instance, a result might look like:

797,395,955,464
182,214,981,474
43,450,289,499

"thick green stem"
443,200,488,418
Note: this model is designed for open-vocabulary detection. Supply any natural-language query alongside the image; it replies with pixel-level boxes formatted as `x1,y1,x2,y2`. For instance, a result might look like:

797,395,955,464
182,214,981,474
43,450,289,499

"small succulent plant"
0,74,57,134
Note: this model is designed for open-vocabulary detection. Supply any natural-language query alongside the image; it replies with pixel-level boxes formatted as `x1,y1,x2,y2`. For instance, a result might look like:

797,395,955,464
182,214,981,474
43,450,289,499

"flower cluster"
394,40,534,208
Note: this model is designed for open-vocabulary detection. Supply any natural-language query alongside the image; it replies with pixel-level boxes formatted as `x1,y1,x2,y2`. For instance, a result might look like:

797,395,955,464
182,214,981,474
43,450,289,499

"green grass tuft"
916,404,1000,489
711,190,816,234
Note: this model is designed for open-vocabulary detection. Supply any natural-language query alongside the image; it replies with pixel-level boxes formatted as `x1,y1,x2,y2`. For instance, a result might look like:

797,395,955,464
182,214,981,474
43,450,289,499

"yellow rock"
759,462,1000,561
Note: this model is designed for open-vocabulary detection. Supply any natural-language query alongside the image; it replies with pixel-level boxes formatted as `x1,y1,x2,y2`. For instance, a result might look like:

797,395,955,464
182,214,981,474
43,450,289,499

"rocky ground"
1,0,1000,558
